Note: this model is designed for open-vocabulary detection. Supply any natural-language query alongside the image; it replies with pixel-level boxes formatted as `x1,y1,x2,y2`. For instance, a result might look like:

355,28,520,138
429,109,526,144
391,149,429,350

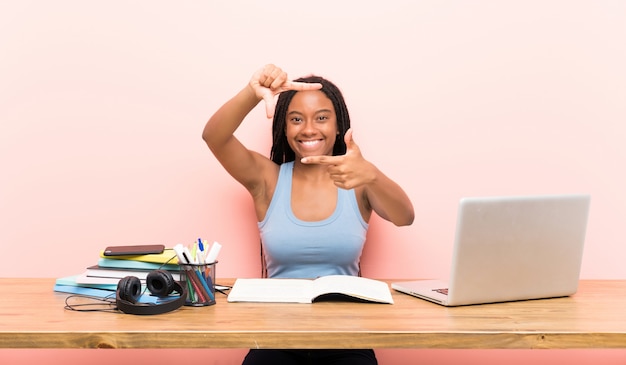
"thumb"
344,128,356,151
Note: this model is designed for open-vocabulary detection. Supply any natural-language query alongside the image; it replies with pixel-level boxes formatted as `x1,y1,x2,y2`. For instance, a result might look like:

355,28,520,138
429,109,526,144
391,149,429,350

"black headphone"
116,270,187,315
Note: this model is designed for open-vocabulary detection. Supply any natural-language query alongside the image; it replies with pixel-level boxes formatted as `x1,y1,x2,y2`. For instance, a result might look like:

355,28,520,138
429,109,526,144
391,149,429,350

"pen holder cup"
179,261,217,306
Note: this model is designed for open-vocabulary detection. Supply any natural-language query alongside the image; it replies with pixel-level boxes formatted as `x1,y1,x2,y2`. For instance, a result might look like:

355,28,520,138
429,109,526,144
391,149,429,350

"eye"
290,117,303,123
317,115,329,122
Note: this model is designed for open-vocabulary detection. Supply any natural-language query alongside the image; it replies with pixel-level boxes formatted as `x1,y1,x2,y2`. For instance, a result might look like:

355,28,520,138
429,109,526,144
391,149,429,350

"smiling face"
285,90,338,160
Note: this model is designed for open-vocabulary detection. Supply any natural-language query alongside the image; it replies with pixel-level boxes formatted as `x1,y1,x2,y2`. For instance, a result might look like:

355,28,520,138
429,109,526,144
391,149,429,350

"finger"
269,71,289,91
343,128,361,155
260,64,281,87
301,155,340,165
259,73,274,88
344,128,354,148
284,81,323,91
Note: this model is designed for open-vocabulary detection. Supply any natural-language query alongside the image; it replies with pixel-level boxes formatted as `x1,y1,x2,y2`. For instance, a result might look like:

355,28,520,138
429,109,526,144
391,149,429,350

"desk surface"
1,279,626,349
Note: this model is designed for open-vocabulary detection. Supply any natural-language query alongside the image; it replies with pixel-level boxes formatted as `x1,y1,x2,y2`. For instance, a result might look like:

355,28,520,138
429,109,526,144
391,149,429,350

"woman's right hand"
249,64,322,119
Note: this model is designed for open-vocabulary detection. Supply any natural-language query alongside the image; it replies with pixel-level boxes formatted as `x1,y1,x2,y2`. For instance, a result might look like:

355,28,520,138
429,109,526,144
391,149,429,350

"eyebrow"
287,109,333,116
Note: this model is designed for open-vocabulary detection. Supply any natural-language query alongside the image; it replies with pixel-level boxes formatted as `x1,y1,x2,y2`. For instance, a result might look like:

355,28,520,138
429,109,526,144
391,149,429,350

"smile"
299,139,323,150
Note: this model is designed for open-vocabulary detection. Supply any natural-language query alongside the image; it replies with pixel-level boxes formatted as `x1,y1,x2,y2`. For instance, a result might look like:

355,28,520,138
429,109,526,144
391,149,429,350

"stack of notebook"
54,248,180,298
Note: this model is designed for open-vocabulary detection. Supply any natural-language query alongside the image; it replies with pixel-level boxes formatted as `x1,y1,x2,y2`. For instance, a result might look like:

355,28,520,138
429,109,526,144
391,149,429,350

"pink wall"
1,1,625,364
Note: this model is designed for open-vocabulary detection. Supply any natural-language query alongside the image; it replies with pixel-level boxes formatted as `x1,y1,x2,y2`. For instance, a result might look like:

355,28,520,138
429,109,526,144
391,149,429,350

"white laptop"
392,194,590,306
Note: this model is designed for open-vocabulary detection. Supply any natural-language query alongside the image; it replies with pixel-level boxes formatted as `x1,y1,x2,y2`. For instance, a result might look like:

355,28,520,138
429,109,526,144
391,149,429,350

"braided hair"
269,76,351,164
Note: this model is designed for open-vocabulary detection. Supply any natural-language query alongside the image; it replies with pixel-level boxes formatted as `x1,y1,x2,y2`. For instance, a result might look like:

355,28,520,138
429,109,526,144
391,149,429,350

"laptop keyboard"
433,288,449,295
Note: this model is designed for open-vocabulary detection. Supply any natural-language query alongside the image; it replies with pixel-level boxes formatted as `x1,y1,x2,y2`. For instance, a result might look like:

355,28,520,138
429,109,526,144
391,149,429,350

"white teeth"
301,140,320,147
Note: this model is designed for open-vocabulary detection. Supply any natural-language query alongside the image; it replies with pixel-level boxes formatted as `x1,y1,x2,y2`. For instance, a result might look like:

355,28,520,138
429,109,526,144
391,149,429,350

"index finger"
301,155,340,165
284,81,323,91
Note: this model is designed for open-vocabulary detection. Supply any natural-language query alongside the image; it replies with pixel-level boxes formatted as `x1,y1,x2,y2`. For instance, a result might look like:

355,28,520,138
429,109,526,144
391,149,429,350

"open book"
227,275,394,304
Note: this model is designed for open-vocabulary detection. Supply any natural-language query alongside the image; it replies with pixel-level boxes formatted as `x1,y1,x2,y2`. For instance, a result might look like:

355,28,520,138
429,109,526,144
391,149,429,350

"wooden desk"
1,279,625,349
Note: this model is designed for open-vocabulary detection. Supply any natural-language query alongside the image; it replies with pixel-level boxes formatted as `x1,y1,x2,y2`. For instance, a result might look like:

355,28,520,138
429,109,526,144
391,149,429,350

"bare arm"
301,129,414,226
202,85,268,192
360,166,415,226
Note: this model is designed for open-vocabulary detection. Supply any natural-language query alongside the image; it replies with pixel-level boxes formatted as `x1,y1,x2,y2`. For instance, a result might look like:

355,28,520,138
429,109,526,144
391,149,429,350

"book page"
227,278,314,303
311,275,394,304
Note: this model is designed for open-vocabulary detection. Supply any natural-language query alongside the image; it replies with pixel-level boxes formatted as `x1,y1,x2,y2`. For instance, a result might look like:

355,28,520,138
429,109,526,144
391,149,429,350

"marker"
173,244,188,264
191,242,198,264
205,241,221,263
182,246,195,265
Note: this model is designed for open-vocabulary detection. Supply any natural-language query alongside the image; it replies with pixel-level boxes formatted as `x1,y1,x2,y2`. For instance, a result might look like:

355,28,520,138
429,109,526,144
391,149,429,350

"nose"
301,119,317,135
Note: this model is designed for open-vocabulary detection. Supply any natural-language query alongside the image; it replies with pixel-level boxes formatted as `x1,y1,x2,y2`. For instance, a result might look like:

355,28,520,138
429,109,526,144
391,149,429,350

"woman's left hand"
301,128,376,190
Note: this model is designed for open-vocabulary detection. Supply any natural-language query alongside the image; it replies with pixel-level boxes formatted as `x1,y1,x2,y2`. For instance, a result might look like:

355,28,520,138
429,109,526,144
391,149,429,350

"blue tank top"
258,162,369,279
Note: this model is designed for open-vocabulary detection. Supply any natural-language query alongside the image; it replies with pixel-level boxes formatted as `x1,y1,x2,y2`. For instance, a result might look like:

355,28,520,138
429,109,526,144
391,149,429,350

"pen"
194,267,214,301
197,239,204,262
203,268,215,300
186,278,196,303
185,268,206,303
